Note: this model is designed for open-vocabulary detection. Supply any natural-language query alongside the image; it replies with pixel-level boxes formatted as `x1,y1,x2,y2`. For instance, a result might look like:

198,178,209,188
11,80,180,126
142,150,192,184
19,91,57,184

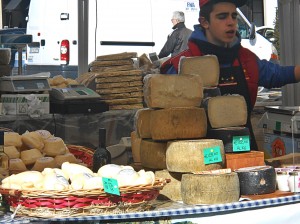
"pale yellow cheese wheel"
150,107,207,141
140,139,167,169
4,146,20,159
20,148,43,165
181,173,240,205
43,137,66,156
178,55,220,87
4,132,22,148
166,139,225,172
206,94,247,128
143,74,203,109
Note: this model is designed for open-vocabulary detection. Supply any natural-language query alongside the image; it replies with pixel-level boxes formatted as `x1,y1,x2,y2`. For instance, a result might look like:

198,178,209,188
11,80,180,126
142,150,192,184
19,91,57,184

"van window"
237,15,249,39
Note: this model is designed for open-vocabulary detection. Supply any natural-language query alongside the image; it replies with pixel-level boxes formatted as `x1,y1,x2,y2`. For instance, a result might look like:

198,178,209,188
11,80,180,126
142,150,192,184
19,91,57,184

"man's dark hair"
199,2,214,25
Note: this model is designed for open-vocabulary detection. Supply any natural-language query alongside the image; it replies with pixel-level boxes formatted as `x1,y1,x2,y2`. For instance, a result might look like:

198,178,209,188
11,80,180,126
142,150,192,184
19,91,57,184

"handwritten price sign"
233,136,250,152
102,177,120,196
203,146,222,165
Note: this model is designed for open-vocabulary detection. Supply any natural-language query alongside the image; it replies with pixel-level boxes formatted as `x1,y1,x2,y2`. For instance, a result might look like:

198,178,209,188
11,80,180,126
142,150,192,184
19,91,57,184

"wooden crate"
225,151,265,171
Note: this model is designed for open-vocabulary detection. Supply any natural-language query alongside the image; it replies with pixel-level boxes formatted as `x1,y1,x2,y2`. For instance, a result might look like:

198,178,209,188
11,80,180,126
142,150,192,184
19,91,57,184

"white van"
25,0,278,78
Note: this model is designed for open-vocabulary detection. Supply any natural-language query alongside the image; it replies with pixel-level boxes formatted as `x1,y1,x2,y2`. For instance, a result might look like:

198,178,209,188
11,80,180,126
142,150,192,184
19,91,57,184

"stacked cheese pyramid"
129,55,271,204
80,52,144,110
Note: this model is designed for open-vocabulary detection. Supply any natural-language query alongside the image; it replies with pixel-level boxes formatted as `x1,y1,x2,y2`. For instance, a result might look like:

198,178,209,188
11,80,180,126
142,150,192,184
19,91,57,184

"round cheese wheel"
150,107,207,140
4,146,20,159
235,166,276,195
181,172,240,205
21,131,44,150
35,130,53,140
32,157,59,172
55,153,78,167
155,169,182,201
9,158,27,172
43,137,66,156
134,108,153,138
140,139,167,169
4,132,22,148
166,139,225,172
20,148,43,165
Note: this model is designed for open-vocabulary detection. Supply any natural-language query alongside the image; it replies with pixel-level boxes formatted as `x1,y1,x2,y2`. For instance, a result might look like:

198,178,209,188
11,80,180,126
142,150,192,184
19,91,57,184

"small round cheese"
4,146,20,159
9,158,27,172
35,130,53,140
32,157,59,172
20,148,43,165
21,131,44,150
4,132,22,148
97,164,133,178
54,153,78,167
43,137,66,156
115,168,139,187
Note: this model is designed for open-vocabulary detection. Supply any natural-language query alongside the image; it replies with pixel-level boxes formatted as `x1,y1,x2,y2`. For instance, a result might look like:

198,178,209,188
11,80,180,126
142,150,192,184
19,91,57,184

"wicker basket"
67,144,94,169
0,178,167,218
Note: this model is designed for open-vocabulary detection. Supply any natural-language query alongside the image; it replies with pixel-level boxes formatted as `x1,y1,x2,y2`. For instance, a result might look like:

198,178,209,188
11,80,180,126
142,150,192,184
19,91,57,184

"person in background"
158,11,192,59
160,0,300,150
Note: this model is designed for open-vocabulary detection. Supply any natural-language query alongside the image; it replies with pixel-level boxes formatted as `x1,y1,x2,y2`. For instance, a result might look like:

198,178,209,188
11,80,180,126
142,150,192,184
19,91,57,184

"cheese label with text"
102,177,120,196
233,135,250,152
204,146,222,164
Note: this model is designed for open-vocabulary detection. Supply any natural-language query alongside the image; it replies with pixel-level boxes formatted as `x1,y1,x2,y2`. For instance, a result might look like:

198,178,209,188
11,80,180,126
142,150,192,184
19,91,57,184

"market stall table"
0,193,300,223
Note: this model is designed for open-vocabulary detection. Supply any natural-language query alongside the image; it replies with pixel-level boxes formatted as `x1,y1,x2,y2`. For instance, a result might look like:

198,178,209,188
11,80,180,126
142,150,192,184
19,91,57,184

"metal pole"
78,0,89,77
279,0,300,106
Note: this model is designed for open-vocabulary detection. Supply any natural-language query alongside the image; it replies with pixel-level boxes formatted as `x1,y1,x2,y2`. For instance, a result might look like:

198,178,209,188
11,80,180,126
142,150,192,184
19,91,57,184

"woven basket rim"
0,178,167,198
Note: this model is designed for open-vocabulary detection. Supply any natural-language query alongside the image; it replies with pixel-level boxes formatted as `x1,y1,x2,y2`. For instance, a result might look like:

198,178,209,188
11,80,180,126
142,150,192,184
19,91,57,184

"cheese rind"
166,139,225,172
155,169,182,201
205,95,247,128
181,172,240,205
150,107,207,140
130,131,141,164
143,74,203,108
140,139,167,169
178,55,219,87
134,108,153,139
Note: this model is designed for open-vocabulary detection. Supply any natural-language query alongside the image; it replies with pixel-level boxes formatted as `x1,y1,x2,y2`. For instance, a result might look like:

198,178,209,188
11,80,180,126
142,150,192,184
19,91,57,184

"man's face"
201,2,238,47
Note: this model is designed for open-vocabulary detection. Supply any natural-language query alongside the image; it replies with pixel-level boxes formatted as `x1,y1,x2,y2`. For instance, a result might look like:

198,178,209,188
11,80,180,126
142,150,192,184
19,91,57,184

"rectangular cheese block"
150,107,207,140
178,55,219,87
134,108,153,139
143,74,203,109
206,94,247,128
225,151,265,170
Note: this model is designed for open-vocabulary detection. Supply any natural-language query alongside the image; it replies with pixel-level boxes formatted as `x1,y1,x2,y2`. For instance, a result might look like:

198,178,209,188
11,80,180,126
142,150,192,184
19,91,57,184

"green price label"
203,146,222,164
102,177,120,196
233,135,250,152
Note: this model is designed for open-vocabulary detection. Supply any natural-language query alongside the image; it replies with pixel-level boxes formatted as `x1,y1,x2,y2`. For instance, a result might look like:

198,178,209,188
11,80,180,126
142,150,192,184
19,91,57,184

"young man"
158,11,192,59
160,0,300,150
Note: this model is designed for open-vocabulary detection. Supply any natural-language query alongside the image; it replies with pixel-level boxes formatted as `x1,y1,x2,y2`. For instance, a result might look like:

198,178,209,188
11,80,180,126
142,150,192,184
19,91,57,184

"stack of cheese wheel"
4,130,80,173
131,64,242,204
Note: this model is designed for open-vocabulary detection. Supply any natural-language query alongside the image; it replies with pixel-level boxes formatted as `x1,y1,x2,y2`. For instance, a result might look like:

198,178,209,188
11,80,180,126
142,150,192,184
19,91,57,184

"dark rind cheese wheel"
181,172,240,205
206,127,250,152
235,166,276,195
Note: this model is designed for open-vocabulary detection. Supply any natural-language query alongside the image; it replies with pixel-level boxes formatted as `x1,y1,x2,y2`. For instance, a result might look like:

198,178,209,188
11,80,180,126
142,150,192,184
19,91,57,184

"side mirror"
249,23,256,40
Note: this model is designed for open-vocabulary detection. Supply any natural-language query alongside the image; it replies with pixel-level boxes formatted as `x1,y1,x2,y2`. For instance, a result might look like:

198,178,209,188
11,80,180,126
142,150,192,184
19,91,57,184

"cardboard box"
1,94,49,115
225,151,265,170
264,133,300,158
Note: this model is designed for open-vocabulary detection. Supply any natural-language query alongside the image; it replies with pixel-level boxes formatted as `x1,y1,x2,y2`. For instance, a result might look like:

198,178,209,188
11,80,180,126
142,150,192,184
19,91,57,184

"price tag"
203,146,222,164
102,177,120,196
233,135,250,152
